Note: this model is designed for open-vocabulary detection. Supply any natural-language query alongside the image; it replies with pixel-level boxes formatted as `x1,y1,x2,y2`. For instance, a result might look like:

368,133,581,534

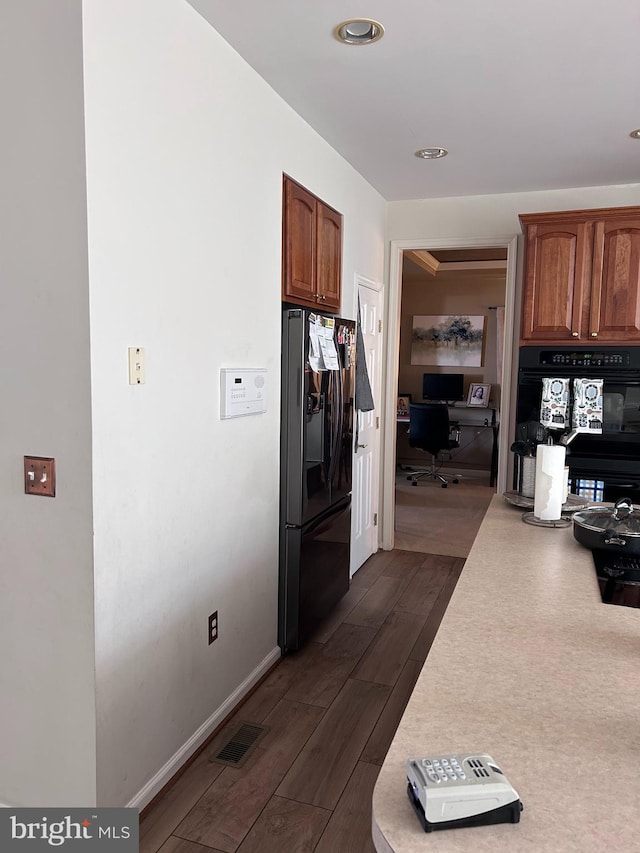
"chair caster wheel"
411,482,417,487
453,478,459,484
441,483,447,488
406,475,412,481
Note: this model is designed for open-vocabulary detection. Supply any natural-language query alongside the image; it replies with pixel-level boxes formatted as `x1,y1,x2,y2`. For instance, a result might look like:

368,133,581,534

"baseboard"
126,645,282,810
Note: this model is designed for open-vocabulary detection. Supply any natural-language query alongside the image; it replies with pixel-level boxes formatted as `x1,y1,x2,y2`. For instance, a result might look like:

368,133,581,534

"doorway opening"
381,235,519,551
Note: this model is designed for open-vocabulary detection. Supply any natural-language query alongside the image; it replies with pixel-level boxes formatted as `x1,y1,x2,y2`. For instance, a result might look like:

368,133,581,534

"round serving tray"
502,490,590,514
521,512,572,528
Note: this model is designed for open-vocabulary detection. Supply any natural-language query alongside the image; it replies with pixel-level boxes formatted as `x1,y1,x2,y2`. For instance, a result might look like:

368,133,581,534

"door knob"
357,443,367,448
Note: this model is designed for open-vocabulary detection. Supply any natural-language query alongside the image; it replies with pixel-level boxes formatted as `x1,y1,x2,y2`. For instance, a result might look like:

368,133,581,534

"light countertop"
372,496,640,852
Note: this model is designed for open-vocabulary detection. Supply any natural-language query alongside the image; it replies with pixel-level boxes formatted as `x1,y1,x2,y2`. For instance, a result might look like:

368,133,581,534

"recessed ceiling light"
334,19,384,45
415,148,449,159
630,129,640,139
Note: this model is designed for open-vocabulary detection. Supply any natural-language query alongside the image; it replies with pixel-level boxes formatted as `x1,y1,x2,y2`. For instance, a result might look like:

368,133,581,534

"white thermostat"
220,368,267,419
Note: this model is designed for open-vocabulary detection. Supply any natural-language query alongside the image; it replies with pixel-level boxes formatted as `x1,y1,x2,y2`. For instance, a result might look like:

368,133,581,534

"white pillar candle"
533,445,567,521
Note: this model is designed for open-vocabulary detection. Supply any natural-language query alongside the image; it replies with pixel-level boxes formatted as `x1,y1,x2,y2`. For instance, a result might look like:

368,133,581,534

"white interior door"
351,277,383,575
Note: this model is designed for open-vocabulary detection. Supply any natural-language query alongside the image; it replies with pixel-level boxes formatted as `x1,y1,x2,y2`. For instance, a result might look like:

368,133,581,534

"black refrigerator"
279,307,356,653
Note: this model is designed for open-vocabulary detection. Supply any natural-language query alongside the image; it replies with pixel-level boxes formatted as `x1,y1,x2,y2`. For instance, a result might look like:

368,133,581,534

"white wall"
0,0,96,806
388,184,640,242
82,0,386,806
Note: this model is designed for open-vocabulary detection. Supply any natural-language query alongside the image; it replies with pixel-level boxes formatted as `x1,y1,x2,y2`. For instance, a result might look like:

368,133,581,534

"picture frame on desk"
397,394,411,417
467,383,491,407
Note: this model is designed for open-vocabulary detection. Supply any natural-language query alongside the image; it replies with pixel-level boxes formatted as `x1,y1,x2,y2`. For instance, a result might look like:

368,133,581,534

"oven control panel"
539,350,630,367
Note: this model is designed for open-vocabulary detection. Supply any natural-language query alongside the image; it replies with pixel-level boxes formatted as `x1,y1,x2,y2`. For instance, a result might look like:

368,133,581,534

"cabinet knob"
571,331,579,337
319,295,327,301
591,332,598,337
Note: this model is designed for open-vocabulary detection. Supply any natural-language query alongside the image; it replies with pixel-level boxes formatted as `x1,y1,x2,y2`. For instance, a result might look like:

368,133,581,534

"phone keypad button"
414,755,478,785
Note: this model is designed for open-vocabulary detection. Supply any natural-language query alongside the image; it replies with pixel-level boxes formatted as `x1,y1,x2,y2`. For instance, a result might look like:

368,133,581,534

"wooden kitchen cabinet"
590,215,640,340
519,206,640,344
282,175,342,312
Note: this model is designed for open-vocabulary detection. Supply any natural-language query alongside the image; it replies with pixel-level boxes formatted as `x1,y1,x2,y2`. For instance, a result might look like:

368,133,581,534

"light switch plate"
128,347,146,384
24,456,56,497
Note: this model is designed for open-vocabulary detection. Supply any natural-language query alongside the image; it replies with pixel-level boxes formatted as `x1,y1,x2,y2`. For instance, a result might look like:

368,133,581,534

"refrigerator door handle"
328,370,342,484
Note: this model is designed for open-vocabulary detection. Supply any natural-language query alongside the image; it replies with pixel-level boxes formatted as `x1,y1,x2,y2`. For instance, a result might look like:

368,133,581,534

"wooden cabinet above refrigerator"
519,206,640,345
282,175,342,313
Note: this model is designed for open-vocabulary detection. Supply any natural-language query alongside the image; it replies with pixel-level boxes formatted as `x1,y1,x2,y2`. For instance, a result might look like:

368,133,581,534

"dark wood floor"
139,549,464,853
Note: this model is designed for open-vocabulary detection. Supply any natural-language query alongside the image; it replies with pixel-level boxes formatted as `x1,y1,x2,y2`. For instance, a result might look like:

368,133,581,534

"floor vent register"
210,722,270,768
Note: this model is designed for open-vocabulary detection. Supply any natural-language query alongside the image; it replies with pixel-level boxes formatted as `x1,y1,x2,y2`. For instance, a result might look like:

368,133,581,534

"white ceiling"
187,0,640,202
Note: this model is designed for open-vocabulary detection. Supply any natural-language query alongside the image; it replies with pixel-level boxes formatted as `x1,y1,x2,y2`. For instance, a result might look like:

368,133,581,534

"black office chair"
406,403,460,488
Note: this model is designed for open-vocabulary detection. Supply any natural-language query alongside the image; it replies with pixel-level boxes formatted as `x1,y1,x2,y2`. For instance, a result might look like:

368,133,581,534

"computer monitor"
422,372,465,403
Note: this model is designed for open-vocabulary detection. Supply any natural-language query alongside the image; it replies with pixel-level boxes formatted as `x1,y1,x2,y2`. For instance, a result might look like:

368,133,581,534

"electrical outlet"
208,611,218,645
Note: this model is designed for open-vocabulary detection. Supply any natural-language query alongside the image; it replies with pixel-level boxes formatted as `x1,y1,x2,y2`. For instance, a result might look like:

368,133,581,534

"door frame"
352,273,384,568
381,235,519,550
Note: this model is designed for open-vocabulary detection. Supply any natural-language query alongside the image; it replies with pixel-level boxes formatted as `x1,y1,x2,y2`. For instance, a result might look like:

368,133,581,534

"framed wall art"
411,314,485,367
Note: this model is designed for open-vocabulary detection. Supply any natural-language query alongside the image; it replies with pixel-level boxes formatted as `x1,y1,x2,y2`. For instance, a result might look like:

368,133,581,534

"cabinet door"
521,221,591,342
589,218,640,341
283,178,317,306
316,203,342,311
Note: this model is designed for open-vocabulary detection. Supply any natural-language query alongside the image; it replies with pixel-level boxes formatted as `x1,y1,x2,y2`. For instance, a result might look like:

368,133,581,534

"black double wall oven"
516,346,640,502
